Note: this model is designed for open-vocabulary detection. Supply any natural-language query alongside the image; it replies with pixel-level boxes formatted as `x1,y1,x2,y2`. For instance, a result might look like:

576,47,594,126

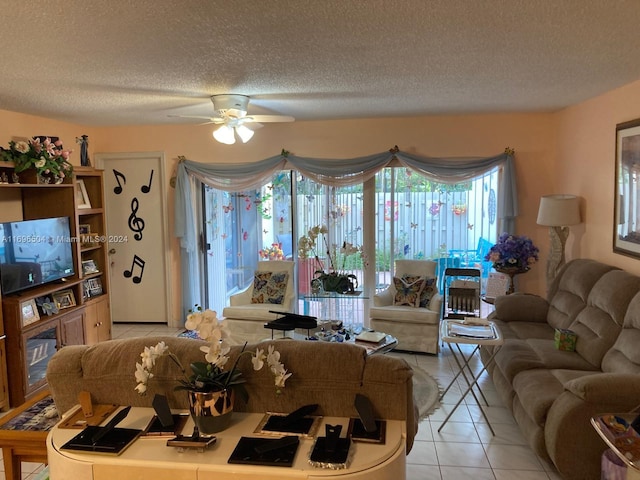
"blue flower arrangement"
485,233,539,271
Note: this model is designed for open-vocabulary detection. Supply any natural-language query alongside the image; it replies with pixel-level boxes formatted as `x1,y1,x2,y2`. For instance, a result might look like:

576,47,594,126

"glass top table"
300,291,369,324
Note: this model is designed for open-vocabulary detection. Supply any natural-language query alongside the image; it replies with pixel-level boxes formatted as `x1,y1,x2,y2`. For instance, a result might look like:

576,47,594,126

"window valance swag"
174,148,518,249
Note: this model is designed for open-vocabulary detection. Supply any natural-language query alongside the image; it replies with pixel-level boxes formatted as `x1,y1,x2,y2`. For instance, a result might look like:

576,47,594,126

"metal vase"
187,389,234,435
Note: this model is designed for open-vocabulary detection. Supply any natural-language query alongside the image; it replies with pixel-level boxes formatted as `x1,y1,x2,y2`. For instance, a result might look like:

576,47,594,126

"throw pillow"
393,276,426,307
418,277,437,308
398,274,437,308
251,271,289,304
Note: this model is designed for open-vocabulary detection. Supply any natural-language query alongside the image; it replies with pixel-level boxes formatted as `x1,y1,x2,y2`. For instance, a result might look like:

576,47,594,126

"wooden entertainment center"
0,166,111,408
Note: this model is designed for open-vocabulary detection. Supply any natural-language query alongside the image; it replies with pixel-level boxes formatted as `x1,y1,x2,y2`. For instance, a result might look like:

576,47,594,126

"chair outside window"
442,268,481,320
369,260,443,354
448,237,494,291
222,260,295,344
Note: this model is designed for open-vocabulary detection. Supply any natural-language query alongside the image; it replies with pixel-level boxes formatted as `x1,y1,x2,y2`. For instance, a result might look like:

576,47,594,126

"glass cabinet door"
23,321,59,393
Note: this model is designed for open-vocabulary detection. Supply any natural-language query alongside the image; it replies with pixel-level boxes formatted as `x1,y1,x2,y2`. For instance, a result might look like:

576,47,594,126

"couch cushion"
602,291,640,374
493,340,547,383
512,369,565,426
369,305,440,325
546,259,619,331
527,339,598,371
223,304,288,321
569,270,640,368
493,338,597,383
508,321,556,340
251,271,289,304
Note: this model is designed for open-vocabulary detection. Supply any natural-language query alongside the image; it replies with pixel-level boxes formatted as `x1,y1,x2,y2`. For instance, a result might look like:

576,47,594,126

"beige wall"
9,93,637,323
555,78,640,275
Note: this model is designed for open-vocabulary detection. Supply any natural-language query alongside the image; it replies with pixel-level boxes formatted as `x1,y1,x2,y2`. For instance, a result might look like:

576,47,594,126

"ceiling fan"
170,94,295,145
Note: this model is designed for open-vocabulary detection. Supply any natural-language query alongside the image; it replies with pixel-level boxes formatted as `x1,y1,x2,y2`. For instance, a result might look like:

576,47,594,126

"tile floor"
0,322,564,480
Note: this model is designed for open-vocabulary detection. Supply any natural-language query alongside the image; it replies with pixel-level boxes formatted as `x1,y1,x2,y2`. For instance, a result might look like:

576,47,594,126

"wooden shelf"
0,166,111,407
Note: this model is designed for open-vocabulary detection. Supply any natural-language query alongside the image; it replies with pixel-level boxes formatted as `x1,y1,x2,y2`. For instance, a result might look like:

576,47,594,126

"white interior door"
96,152,171,324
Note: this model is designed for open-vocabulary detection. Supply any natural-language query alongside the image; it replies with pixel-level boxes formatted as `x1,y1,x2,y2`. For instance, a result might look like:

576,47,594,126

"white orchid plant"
135,306,291,399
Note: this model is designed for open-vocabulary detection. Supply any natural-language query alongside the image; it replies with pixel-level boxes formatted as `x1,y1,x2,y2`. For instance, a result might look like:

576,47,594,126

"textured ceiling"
2,0,640,126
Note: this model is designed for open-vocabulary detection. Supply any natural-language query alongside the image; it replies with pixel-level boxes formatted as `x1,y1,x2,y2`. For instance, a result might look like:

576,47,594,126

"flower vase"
187,389,234,435
18,169,71,185
494,266,527,294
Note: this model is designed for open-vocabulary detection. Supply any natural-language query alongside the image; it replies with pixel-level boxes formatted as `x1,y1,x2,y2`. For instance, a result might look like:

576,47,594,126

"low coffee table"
0,390,53,480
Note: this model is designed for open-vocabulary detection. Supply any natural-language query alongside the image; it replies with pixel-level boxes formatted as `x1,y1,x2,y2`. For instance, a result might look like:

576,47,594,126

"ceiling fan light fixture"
236,125,255,143
213,125,235,144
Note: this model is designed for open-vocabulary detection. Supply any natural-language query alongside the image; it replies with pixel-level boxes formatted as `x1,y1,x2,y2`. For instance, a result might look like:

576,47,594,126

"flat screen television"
0,217,75,295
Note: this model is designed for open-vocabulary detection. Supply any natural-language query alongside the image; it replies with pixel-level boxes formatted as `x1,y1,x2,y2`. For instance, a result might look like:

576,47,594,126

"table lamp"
536,194,581,286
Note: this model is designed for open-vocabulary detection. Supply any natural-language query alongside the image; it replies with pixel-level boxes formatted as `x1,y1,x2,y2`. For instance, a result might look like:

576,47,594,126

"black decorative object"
77,135,91,167
36,297,59,316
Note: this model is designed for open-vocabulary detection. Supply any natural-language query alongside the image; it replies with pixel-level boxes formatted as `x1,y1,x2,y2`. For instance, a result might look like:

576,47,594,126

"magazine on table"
448,323,496,339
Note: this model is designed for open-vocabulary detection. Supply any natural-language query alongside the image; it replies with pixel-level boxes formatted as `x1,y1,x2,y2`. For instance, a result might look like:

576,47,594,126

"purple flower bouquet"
485,233,539,271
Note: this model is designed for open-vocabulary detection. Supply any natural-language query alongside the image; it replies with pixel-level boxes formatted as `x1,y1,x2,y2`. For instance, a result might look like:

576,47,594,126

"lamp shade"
536,194,581,227
235,125,254,143
213,125,235,145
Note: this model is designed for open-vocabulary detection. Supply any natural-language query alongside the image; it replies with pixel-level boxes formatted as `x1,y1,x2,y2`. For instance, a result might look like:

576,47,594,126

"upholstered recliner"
369,260,443,354
222,260,295,344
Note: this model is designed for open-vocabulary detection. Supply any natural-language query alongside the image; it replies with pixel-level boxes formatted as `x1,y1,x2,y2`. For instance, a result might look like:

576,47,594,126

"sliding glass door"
199,165,500,313
201,173,293,312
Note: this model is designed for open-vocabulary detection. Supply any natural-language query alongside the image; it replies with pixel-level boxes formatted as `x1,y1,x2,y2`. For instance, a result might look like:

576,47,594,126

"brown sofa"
46,336,418,452
481,259,640,479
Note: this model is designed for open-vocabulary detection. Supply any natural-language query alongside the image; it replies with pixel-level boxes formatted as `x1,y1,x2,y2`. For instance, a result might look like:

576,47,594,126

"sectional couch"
46,336,419,453
481,259,640,479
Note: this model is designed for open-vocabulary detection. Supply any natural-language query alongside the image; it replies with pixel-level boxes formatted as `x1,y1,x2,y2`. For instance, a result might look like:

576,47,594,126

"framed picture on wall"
614,118,640,258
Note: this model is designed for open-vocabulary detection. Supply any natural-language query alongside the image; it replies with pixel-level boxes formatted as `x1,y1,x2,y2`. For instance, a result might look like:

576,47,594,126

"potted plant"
135,307,291,434
485,233,539,293
0,137,73,184
298,225,363,294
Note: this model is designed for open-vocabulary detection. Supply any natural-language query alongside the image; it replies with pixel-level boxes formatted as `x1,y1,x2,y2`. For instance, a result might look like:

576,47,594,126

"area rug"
412,365,441,420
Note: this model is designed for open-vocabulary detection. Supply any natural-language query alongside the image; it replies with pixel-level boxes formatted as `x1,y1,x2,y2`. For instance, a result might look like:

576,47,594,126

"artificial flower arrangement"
298,224,363,293
135,306,291,399
485,233,539,271
298,224,363,272
259,242,285,261
0,137,73,182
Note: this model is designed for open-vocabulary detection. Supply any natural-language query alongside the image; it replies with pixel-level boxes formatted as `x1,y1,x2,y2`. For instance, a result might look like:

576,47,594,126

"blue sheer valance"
175,148,517,241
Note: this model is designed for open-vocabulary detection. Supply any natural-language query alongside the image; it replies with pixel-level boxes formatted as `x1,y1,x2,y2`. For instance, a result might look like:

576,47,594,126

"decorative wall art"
614,118,640,258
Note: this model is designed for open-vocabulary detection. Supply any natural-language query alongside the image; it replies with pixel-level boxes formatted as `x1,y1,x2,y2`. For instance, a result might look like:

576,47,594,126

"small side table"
438,320,504,435
591,413,640,480
0,390,53,480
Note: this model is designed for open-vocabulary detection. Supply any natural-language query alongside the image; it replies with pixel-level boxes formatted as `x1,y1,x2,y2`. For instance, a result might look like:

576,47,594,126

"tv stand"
0,166,111,408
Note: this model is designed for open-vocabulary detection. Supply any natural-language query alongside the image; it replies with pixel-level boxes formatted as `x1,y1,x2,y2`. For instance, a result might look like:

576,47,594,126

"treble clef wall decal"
128,197,145,241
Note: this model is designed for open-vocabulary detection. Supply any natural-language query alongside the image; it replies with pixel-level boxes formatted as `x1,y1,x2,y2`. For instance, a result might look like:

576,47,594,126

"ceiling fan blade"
168,114,225,123
243,114,295,123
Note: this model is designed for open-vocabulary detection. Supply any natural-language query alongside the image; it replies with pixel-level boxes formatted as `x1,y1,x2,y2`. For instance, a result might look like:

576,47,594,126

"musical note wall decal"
128,198,145,241
113,170,126,195
141,169,154,194
123,255,145,284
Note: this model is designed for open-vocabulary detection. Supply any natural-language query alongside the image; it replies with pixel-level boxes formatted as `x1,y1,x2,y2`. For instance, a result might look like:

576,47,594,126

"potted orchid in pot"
135,306,291,435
